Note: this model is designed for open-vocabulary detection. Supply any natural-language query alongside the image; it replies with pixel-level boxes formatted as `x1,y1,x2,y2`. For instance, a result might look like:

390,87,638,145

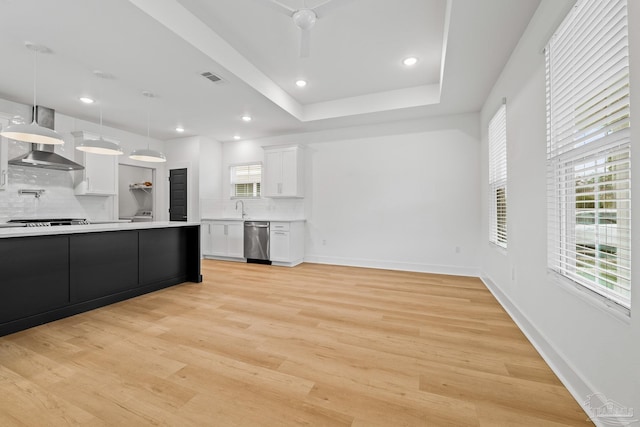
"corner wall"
479,0,639,417
221,113,481,276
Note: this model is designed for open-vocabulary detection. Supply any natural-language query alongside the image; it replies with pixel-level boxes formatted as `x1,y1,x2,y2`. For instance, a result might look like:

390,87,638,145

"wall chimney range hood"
8,106,84,171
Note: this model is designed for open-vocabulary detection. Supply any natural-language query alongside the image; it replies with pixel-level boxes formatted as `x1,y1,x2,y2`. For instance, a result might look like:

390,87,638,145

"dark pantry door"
169,168,187,221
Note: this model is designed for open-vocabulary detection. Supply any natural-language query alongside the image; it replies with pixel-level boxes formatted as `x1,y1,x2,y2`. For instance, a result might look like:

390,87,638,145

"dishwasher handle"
244,222,270,228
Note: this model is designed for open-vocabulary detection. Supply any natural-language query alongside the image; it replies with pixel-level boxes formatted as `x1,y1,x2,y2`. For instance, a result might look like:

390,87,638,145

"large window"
546,0,631,309
489,103,507,248
230,163,261,198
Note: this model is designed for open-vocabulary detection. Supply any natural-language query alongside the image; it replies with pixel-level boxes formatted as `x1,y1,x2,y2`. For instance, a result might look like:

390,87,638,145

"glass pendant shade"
0,120,65,145
129,148,166,162
76,137,123,155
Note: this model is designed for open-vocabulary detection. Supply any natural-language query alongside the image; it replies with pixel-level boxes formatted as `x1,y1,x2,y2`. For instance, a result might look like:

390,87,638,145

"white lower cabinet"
269,221,304,266
202,221,244,259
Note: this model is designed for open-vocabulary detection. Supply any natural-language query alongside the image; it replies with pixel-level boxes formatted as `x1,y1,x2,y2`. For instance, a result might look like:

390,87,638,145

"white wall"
0,97,167,221
480,0,639,418
218,113,481,276
166,135,222,222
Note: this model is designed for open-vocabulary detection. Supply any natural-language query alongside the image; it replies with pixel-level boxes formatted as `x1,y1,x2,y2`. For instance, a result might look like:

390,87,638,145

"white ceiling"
0,0,541,142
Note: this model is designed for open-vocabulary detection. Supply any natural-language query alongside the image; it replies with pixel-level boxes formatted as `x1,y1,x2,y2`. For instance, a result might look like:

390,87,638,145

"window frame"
545,0,631,311
488,103,508,249
229,162,262,199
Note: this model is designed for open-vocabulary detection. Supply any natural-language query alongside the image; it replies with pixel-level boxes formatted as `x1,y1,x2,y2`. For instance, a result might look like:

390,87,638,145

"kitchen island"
0,222,202,337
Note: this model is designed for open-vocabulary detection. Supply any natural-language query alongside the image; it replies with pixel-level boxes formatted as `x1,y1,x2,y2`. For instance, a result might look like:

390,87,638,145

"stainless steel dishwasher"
244,221,270,263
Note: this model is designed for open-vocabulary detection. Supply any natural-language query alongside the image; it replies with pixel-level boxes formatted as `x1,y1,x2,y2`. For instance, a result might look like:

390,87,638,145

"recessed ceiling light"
295,79,307,88
241,115,252,122
80,97,94,104
403,57,418,66
233,135,241,140
175,126,185,133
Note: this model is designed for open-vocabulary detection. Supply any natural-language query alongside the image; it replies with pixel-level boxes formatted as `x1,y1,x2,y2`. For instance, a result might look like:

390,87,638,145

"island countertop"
0,221,201,238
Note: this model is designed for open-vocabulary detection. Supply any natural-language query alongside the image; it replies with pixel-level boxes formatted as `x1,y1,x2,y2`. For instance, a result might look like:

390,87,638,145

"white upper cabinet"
72,131,118,196
0,117,9,191
263,145,304,198
0,139,7,192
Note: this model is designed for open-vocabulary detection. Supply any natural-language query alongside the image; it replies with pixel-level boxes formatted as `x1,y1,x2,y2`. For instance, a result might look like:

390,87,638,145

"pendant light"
0,43,65,145
76,71,123,155
129,91,166,163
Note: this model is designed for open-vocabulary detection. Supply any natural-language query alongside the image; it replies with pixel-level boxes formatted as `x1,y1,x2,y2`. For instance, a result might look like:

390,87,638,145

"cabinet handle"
208,224,211,234
0,170,6,186
277,183,282,194
87,177,91,191
224,225,228,235
274,231,287,236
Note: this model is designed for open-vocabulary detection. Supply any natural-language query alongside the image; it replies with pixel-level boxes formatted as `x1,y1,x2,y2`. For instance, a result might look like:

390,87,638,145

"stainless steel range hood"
9,144,84,171
8,106,84,171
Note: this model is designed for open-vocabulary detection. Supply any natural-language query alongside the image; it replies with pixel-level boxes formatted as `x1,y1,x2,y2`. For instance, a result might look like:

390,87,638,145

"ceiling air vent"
201,71,222,83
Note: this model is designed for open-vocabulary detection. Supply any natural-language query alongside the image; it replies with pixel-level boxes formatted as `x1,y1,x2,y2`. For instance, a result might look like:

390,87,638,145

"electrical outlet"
455,246,461,254
322,239,327,246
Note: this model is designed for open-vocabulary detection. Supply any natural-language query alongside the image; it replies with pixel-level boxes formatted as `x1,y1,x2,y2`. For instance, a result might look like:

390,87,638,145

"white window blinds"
489,104,507,248
230,164,261,198
546,0,631,308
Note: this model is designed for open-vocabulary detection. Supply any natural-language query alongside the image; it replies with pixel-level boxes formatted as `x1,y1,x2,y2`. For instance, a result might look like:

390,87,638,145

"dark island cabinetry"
0,224,201,337
0,235,70,325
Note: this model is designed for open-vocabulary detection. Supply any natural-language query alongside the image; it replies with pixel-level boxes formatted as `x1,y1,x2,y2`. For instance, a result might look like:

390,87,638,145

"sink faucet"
235,200,247,218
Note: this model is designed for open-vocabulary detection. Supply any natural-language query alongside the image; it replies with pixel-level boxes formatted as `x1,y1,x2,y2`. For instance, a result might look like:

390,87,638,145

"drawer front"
270,222,290,232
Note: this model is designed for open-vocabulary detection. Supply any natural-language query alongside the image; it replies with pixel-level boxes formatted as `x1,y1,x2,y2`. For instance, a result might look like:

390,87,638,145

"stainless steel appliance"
244,221,270,263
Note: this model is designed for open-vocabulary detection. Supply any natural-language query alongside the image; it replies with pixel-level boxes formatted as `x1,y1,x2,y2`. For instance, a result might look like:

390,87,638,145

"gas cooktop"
7,218,90,227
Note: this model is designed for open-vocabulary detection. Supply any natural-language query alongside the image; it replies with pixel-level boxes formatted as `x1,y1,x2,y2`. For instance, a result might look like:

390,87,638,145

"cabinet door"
226,223,244,258
0,136,7,191
70,231,138,302
85,153,117,195
0,236,70,324
75,152,117,195
264,150,283,197
210,223,228,256
201,221,213,255
270,230,290,262
280,149,298,196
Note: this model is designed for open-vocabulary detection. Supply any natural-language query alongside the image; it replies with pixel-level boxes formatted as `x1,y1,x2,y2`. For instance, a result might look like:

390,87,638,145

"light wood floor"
0,260,590,426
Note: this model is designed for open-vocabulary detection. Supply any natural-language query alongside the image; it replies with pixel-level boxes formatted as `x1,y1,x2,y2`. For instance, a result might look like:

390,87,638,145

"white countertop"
0,221,201,239
201,217,306,222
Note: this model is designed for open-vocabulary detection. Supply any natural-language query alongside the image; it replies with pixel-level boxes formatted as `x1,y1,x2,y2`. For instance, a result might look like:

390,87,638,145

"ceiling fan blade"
257,0,296,16
300,29,311,58
312,0,353,18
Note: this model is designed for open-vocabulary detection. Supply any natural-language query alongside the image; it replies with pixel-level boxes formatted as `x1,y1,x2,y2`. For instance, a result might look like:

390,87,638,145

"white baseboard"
304,255,479,277
480,275,612,427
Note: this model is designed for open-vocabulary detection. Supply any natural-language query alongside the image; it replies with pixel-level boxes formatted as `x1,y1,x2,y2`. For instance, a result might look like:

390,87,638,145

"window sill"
547,270,631,325
489,241,508,256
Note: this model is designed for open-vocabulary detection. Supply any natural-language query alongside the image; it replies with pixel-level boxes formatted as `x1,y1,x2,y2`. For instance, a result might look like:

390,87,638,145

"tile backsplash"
0,141,112,222
201,197,304,220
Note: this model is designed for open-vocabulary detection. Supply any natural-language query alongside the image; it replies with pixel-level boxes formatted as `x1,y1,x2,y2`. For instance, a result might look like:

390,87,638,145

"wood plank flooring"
0,260,591,426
